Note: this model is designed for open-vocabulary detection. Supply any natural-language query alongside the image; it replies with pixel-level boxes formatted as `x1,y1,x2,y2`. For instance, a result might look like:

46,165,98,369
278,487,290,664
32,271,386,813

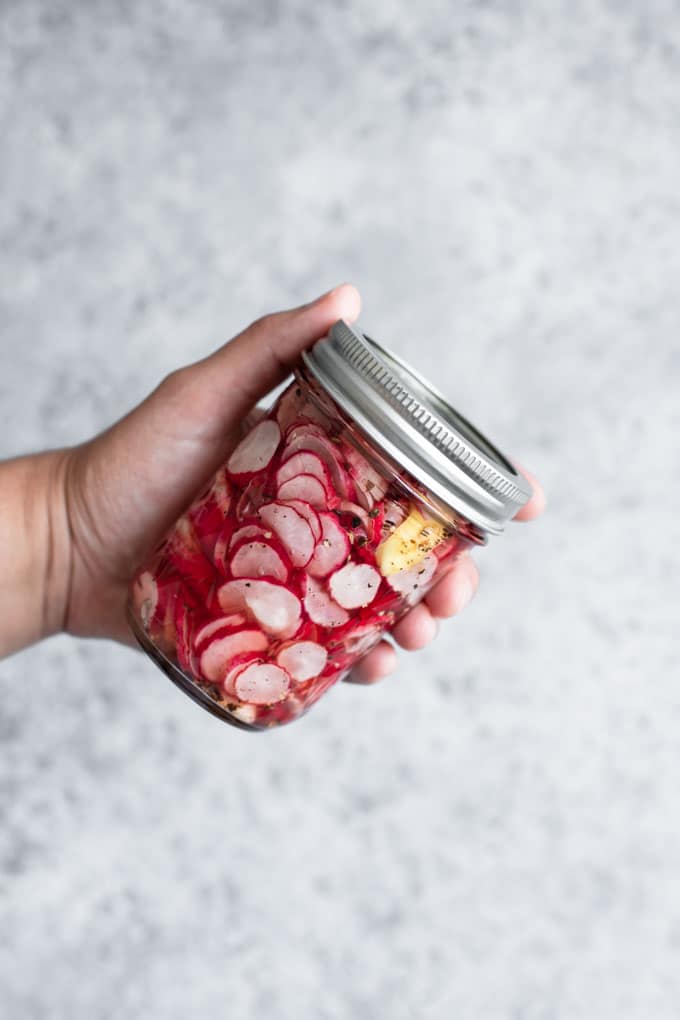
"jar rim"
301,320,532,535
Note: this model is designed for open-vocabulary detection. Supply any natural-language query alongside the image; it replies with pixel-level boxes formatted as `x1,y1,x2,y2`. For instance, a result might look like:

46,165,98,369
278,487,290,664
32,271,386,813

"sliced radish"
276,451,333,491
329,562,381,609
193,613,247,652
277,499,322,542
340,621,383,657
380,497,409,537
387,552,438,600
337,500,370,531
284,421,328,445
235,481,269,520
276,384,307,432
166,516,217,600
277,473,329,509
257,502,315,568
229,702,259,725
222,652,264,697
211,466,232,514
276,641,328,682
282,435,351,498
131,571,158,629
342,442,389,510
188,495,225,558
230,539,290,583
229,523,271,550
217,578,301,638
227,419,281,479
199,628,269,684
234,661,290,705
306,512,350,578
174,598,195,674
303,576,350,628
212,520,236,576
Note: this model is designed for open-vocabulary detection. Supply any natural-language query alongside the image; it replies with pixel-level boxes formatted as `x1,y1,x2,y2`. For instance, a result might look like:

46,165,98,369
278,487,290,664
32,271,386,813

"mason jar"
127,320,531,730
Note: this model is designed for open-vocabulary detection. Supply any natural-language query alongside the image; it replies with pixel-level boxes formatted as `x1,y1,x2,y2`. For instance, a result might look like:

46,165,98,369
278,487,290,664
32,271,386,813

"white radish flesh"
343,443,389,509
199,628,269,683
276,451,332,491
306,512,350,578
222,653,263,697
131,571,158,629
230,540,289,582
227,419,281,478
234,662,290,705
258,502,315,567
211,466,232,513
278,499,322,542
387,551,438,601
276,474,328,509
282,435,350,497
218,578,302,638
303,576,350,628
276,641,328,682
229,524,271,550
194,613,247,651
329,563,381,609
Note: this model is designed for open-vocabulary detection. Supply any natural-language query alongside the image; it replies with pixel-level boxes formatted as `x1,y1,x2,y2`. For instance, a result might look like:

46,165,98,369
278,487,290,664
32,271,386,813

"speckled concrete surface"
1,2,680,1018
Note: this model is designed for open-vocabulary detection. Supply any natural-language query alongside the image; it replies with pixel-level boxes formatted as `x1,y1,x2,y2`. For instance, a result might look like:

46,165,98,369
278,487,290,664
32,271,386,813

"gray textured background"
1,2,679,1018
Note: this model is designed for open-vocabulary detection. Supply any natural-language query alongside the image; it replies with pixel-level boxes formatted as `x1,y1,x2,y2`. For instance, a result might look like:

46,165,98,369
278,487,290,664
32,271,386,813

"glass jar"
127,320,531,730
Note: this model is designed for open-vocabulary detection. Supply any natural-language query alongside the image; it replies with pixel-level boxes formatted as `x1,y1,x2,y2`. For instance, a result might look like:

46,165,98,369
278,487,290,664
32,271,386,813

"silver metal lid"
301,320,532,535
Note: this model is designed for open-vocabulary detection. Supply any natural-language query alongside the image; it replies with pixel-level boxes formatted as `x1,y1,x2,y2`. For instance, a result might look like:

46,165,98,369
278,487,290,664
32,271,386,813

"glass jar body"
128,369,481,729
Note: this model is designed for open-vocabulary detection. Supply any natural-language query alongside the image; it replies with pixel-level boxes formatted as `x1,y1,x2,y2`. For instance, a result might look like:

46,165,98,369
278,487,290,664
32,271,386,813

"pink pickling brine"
128,320,531,730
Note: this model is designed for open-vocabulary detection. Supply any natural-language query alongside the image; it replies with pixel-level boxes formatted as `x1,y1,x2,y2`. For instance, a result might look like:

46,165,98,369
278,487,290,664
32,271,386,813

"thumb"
188,283,362,430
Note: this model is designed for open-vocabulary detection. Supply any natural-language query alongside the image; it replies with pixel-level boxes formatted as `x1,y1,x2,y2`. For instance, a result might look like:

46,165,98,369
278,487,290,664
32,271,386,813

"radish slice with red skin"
235,482,269,521
212,520,237,575
230,539,290,583
341,622,383,657
217,578,302,638
131,571,158,629
257,502,315,568
199,628,269,684
282,435,352,498
341,442,389,510
387,552,438,601
276,451,332,491
234,661,291,705
188,495,226,558
276,641,328,682
227,419,281,479
337,500,370,531
174,599,196,674
276,384,307,432
276,474,331,510
284,421,328,445
222,652,264,697
207,466,232,514
306,512,350,579
194,614,247,652
277,499,322,542
303,576,350,628
166,516,217,600
229,523,272,550
329,562,381,609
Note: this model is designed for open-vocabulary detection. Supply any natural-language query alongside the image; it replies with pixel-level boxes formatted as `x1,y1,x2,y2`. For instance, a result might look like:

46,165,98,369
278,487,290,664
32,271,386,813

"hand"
58,284,545,682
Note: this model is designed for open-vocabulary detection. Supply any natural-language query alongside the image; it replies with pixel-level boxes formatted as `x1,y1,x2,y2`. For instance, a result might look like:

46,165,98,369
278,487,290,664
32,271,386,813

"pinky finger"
344,640,398,686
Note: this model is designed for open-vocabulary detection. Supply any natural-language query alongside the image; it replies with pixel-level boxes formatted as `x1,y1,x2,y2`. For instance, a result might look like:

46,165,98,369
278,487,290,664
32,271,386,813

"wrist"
0,449,73,657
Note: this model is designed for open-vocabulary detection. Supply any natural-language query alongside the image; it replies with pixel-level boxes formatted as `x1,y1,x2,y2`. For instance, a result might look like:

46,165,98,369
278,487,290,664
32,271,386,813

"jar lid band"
301,320,532,534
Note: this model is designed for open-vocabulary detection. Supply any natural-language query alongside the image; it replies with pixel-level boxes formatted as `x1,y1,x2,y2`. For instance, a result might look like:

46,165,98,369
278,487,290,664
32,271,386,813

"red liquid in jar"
130,380,471,728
